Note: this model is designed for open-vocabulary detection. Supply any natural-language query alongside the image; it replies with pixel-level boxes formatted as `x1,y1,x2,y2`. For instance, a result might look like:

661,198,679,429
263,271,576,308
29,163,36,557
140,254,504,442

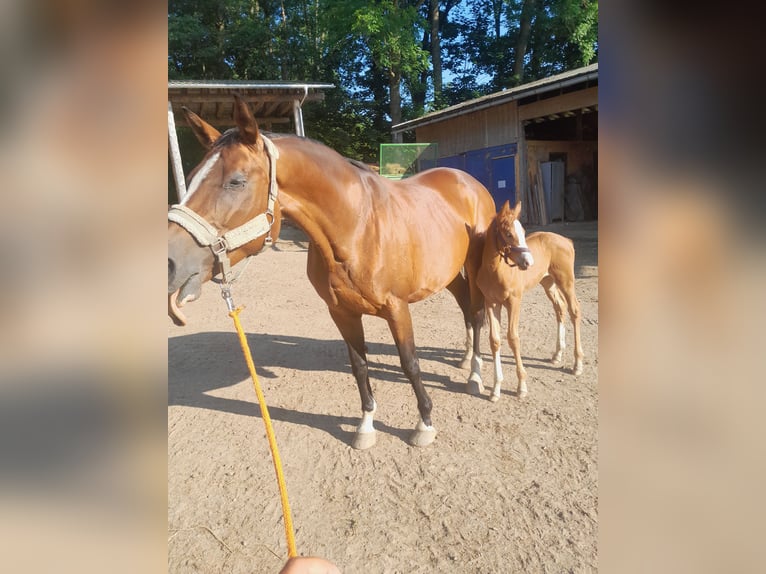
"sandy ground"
168,221,598,574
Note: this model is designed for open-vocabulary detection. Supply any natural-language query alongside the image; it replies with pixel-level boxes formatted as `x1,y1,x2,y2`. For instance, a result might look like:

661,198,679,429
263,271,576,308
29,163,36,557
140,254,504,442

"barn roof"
168,80,335,127
392,63,598,134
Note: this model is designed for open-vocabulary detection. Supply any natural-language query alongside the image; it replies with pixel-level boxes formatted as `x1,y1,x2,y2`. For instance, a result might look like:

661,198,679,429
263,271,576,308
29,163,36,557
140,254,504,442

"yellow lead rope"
228,306,297,559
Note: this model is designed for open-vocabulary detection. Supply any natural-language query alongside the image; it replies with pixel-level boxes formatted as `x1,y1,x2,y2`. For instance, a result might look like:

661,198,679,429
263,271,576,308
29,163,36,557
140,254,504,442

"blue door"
490,155,516,209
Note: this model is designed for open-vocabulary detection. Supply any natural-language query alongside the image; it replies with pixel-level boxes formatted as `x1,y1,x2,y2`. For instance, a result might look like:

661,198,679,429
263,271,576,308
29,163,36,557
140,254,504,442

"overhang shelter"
168,81,333,201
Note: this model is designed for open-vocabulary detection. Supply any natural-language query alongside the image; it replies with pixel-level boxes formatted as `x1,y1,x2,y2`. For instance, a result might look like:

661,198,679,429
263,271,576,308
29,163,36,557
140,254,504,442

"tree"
325,0,429,133
168,0,598,153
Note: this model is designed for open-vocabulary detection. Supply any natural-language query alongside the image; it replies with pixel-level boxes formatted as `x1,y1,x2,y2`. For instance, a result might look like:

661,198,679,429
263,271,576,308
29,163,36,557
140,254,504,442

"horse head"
168,95,281,325
495,199,534,270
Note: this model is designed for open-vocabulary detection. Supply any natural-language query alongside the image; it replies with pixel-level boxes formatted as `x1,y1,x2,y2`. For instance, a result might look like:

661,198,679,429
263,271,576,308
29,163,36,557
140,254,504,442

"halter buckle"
212,237,228,255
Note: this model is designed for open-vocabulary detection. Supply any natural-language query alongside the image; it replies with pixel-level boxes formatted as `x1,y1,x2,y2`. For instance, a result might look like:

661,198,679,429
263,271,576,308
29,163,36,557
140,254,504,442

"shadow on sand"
170,332,471,444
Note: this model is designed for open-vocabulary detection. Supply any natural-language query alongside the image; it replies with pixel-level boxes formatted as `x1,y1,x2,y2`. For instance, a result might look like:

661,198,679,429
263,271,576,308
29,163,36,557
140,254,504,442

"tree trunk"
390,69,402,141
410,29,429,114
512,0,536,85
492,0,502,39
430,0,442,98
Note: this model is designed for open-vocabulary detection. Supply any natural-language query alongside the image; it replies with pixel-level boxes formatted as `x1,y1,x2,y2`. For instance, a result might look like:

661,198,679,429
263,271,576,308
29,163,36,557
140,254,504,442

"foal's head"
168,95,280,324
495,200,534,270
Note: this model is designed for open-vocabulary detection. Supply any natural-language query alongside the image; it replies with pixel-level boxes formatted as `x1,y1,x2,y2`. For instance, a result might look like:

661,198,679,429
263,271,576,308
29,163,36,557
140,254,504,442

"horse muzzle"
168,265,203,326
519,252,535,269
168,231,214,325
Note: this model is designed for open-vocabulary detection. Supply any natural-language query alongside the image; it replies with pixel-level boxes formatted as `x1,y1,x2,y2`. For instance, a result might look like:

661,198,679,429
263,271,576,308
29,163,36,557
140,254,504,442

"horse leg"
506,296,528,397
329,309,377,449
446,273,474,369
541,276,567,365
463,248,486,395
487,303,505,402
558,276,584,375
385,301,436,447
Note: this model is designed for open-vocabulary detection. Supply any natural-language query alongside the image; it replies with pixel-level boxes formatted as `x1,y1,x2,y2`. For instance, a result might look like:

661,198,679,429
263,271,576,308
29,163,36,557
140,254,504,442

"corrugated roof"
392,63,598,133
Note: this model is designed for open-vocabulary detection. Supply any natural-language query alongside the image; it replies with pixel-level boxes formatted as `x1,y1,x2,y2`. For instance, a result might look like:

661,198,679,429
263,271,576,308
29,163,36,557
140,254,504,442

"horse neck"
274,138,366,248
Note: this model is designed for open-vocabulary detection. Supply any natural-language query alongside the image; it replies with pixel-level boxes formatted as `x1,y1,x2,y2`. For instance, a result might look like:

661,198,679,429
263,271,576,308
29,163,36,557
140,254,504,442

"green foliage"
349,1,430,76
168,0,598,157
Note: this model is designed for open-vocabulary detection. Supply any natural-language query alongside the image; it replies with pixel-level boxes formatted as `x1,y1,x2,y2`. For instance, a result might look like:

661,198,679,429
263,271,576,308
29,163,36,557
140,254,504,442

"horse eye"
225,177,247,190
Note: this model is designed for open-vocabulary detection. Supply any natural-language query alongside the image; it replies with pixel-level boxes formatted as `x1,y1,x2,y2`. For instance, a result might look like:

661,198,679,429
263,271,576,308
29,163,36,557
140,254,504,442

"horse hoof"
467,371,484,395
573,363,583,376
489,394,500,403
408,427,436,447
351,431,377,450
517,389,528,399
551,353,563,365
467,378,484,395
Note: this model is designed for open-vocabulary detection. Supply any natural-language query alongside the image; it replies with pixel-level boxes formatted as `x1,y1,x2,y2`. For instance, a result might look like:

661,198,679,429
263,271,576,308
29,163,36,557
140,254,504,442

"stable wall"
416,101,520,157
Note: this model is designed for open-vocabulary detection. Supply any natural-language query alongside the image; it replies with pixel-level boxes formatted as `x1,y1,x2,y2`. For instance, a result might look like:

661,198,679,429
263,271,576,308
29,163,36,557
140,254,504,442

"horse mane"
214,129,374,173
345,158,375,173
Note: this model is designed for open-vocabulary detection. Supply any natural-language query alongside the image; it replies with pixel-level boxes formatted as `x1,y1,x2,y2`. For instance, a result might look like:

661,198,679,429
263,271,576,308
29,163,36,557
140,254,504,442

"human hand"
278,556,341,574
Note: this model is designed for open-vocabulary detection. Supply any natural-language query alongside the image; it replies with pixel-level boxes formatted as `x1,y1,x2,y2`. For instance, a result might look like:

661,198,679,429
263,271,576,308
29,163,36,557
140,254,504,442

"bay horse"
475,200,584,401
168,95,496,448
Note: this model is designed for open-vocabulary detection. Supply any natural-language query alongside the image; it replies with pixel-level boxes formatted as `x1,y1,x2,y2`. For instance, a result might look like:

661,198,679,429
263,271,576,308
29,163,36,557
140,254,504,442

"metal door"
490,155,516,209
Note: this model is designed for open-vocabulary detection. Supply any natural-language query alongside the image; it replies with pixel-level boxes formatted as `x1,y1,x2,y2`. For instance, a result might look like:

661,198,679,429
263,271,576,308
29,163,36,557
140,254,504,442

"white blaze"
180,151,221,205
513,219,535,267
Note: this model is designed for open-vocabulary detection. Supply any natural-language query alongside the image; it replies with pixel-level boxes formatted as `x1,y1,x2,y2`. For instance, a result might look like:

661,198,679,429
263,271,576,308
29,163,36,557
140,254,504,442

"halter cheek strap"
167,135,280,285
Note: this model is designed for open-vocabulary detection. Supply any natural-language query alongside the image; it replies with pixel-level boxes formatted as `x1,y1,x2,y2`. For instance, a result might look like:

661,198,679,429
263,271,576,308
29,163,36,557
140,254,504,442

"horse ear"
500,200,511,215
512,199,522,218
182,107,221,149
233,94,261,147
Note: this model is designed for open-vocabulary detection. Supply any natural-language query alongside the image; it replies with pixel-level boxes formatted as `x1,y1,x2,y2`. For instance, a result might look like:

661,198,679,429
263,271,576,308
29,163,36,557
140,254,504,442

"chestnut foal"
474,200,584,401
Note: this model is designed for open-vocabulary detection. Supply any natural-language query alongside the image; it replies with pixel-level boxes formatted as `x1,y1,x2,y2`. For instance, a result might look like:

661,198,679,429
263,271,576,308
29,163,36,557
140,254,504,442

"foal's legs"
541,276,567,364
557,276,584,375
463,250,486,395
446,273,474,369
385,300,436,447
486,303,505,402
506,295,528,397
329,308,377,449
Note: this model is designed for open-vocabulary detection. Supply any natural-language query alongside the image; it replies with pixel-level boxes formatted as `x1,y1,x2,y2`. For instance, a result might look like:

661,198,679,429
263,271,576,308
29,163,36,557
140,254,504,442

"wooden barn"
392,64,598,225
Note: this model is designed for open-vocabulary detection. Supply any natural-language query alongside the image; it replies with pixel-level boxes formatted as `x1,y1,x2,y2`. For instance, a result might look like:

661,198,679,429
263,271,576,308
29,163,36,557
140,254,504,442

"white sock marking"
558,323,566,350
416,419,434,432
493,351,504,384
357,400,377,434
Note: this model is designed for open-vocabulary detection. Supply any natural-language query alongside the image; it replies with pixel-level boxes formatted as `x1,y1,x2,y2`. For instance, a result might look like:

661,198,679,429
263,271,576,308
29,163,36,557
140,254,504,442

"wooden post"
517,121,528,223
292,100,305,137
168,101,187,201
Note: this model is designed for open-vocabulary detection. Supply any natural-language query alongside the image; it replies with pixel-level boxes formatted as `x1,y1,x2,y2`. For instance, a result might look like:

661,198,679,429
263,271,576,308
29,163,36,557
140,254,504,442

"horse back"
527,231,576,278
405,167,496,232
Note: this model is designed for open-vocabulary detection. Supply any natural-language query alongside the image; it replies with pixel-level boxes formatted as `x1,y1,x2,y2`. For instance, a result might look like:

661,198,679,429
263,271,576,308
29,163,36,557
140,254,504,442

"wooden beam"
192,117,292,128
518,86,598,121
262,101,282,116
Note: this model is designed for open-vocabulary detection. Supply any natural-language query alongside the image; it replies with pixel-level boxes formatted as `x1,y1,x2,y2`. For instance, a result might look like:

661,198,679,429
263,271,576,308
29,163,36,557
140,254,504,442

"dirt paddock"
168,220,598,573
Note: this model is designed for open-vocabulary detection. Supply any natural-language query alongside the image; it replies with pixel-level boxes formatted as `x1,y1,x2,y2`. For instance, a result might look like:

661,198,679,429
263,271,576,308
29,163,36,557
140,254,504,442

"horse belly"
306,245,381,315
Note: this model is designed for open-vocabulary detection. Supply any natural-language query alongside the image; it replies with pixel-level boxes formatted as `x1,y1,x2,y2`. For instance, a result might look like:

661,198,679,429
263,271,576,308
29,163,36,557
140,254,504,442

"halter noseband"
167,135,280,286
495,219,530,267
